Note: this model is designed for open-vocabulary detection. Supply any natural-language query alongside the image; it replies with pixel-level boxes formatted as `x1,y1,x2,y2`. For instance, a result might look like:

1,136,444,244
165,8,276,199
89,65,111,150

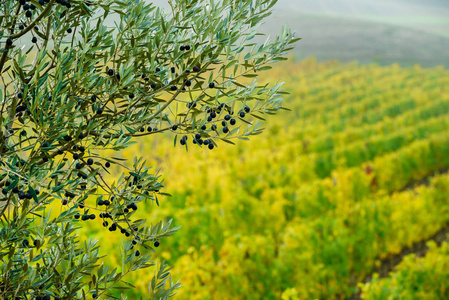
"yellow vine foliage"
75,58,449,299
361,240,449,299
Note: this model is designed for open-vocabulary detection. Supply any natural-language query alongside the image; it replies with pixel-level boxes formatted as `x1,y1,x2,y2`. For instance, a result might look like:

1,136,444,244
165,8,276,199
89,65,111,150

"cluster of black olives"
179,45,191,51
7,0,71,46
174,102,252,150
19,0,38,18
137,62,202,94
138,126,158,133
1,179,40,200
55,0,72,8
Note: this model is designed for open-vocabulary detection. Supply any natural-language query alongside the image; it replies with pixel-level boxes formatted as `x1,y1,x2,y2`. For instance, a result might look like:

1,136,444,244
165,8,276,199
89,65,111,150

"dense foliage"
91,59,449,298
0,0,296,298
361,240,449,299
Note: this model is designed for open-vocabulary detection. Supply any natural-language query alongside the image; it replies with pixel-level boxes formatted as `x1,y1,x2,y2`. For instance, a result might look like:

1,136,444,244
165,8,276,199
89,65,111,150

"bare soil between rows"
349,223,449,300
348,168,449,299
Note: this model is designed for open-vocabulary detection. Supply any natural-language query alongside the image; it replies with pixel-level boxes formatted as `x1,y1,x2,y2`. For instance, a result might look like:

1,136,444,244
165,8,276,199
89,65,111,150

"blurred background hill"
147,0,449,67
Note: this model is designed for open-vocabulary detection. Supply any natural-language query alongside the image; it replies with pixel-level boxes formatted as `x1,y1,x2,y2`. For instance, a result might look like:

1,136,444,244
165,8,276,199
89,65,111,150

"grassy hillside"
264,13,449,67
75,59,449,298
